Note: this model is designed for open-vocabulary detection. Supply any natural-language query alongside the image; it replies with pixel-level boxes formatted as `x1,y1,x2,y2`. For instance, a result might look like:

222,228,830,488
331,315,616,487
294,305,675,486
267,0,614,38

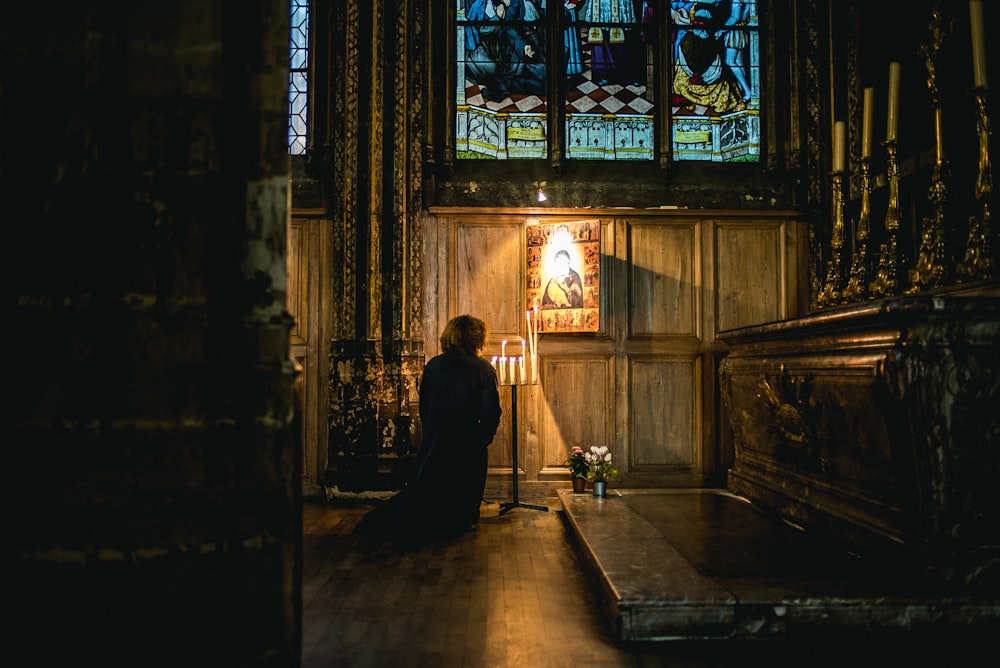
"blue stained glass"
289,0,309,155
456,0,548,159
565,0,655,161
670,0,760,162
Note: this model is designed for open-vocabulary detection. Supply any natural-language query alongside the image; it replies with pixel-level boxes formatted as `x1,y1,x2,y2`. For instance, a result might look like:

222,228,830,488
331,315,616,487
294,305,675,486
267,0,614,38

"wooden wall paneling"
451,219,524,340
539,356,614,472
288,218,307,347
714,221,786,333
627,220,701,339
288,214,330,498
628,355,703,473
449,217,525,474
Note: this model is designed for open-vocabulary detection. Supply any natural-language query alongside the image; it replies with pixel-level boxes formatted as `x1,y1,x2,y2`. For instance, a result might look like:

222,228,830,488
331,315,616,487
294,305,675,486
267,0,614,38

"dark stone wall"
1,2,300,664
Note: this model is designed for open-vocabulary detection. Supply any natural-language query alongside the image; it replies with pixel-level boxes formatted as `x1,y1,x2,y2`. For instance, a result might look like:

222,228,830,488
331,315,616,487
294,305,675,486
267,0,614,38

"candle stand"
499,381,548,515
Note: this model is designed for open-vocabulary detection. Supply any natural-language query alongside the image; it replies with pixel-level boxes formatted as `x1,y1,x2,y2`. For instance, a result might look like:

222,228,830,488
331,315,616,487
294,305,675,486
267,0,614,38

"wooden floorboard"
300,495,993,668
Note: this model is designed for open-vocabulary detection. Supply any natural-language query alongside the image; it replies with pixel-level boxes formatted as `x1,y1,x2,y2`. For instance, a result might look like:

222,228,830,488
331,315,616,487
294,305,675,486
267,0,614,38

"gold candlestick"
817,171,846,308
906,109,950,293
842,157,873,302
869,141,902,297
956,87,993,281
906,0,950,293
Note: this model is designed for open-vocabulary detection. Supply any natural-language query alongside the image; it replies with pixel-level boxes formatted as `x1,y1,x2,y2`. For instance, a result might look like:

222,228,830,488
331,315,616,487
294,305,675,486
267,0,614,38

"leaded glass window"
565,1,656,160
289,0,309,155
670,0,760,162
455,1,761,164
457,0,549,159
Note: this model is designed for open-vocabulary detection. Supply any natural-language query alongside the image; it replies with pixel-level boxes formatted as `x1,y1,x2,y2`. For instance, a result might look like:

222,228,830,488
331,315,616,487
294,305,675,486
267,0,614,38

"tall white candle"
886,62,900,141
861,87,874,158
833,120,846,172
971,0,989,88
525,310,532,356
501,339,507,358
532,305,539,354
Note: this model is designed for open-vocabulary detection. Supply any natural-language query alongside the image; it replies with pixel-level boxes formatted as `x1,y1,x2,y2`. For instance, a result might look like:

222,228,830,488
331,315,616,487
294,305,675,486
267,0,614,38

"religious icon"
526,219,600,333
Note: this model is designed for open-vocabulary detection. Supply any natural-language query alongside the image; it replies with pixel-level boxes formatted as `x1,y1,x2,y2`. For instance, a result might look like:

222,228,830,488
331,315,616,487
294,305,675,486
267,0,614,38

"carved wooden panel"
629,356,701,470
287,214,330,498
628,222,700,339
715,222,784,333
452,221,523,340
287,218,308,347
540,357,614,470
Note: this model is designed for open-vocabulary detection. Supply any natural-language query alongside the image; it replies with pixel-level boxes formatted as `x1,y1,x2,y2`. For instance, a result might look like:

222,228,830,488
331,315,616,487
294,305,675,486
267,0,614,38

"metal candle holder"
842,157,873,302
956,86,993,281
817,170,846,307
906,107,950,293
906,1,950,293
869,140,902,297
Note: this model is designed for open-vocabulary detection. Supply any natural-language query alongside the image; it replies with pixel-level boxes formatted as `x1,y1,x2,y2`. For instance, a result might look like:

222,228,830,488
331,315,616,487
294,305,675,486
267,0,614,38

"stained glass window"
670,0,760,162
565,1,656,160
289,0,309,155
455,1,761,164
456,0,548,159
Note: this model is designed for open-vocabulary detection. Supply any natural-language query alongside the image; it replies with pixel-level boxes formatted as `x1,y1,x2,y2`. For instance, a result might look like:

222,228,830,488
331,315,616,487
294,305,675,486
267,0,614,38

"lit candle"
971,0,988,89
886,62,900,141
519,352,525,383
498,356,506,384
501,339,507,358
832,120,846,172
861,86,874,158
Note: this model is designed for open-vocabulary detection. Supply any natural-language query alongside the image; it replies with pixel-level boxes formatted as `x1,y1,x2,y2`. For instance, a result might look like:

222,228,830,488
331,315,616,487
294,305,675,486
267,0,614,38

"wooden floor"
300,495,990,668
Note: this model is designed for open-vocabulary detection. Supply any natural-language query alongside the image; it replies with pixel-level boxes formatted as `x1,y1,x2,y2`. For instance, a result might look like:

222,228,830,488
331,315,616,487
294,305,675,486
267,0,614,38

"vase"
572,477,587,493
593,481,607,497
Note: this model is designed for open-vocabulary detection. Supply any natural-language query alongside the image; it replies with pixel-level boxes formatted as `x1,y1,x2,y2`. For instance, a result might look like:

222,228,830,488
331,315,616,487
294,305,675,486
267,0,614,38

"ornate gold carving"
842,157,873,302
956,88,993,281
818,171,846,307
869,140,902,297
758,366,819,470
906,3,951,293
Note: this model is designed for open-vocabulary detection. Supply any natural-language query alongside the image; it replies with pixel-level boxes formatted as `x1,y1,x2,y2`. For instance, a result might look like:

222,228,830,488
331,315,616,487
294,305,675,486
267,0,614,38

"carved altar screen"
527,219,600,333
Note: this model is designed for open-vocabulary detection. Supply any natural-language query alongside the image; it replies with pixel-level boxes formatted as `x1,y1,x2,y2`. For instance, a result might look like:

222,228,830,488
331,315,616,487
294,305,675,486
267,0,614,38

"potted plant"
563,446,589,492
585,445,619,497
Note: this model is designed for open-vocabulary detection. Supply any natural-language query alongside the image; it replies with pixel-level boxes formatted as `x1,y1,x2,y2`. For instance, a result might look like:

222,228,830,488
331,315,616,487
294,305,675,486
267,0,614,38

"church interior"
4,1,999,665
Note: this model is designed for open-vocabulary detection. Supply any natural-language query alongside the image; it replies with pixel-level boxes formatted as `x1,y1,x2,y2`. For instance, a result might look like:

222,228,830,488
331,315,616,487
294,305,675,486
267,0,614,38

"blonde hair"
439,315,488,355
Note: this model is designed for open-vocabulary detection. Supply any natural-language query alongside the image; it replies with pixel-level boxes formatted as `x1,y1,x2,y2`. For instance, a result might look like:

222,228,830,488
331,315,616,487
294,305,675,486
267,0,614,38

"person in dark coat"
357,315,502,542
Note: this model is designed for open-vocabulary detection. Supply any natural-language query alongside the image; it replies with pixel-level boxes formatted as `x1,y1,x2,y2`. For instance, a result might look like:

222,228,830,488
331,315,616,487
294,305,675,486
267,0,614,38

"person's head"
440,314,489,355
554,249,571,274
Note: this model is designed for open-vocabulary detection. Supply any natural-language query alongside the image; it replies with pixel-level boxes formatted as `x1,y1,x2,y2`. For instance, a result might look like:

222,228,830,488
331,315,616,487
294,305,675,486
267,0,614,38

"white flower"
604,453,612,462
591,445,608,457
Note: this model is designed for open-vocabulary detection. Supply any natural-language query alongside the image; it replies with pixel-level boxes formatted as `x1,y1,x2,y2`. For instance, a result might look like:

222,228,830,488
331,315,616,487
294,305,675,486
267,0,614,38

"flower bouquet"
585,446,619,497
563,446,589,479
563,446,590,492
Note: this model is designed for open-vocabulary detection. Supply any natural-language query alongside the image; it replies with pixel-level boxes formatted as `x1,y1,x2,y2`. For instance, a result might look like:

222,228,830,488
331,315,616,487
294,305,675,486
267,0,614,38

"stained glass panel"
670,0,760,162
289,0,309,155
456,0,548,159
565,1,656,160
